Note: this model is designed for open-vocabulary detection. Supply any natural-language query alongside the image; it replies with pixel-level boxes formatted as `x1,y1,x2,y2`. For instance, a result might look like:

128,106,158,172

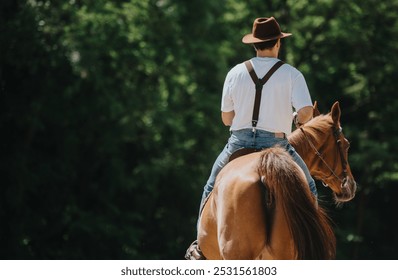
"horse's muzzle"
335,177,357,202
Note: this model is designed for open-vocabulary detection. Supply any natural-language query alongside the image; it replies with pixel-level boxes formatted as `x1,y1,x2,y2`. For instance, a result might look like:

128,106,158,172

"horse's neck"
288,126,322,171
288,128,308,155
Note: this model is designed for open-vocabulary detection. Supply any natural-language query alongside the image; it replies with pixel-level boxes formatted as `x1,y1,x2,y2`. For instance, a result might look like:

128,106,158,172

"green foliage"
1,0,398,259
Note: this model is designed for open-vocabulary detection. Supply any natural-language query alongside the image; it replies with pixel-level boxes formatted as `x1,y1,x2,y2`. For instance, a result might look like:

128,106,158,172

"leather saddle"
229,148,260,162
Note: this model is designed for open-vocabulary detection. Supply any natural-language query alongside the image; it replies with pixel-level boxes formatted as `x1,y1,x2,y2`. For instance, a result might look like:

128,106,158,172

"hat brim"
242,32,292,44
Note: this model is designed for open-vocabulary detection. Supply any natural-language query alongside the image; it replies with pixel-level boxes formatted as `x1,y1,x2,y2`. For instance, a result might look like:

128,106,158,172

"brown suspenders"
244,60,285,130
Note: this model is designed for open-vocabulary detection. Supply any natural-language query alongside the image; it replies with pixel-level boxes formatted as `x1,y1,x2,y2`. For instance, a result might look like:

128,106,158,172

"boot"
185,240,206,260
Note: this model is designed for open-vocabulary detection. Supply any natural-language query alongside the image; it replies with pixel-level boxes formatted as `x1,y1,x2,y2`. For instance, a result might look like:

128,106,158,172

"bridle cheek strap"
300,127,347,184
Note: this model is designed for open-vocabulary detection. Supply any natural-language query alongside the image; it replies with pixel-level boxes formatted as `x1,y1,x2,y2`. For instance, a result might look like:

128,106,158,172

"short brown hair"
253,39,278,50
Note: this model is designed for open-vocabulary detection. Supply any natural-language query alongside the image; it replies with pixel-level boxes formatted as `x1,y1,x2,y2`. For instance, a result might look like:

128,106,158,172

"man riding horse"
186,16,318,258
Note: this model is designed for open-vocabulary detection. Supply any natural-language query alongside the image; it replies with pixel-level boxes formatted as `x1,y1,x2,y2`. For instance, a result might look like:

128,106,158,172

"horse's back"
199,152,269,259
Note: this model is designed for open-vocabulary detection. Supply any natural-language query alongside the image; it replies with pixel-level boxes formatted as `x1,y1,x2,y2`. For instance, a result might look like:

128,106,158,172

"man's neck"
256,49,278,58
256,42,280,58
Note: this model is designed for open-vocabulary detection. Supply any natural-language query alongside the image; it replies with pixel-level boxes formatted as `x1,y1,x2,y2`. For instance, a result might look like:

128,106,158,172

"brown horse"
197,102,357,259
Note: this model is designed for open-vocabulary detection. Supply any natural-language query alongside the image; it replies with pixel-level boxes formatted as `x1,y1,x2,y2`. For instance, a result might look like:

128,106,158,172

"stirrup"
185,240,206,260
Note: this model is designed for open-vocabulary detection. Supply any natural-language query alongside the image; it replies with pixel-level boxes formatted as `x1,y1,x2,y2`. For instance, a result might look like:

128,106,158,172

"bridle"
300,126,349,185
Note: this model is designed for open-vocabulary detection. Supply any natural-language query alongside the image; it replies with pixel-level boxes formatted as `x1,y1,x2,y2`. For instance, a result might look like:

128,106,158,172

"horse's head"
298,102,357,203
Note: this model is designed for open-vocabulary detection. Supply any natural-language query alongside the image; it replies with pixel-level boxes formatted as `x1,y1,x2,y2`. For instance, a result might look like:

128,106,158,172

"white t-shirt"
221,57,312,135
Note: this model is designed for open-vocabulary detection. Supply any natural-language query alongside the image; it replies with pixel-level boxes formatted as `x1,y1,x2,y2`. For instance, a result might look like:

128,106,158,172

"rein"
299,126,348,185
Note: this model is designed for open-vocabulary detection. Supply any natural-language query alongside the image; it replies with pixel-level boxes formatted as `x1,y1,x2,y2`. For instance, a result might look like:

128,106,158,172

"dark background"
1,0,397,259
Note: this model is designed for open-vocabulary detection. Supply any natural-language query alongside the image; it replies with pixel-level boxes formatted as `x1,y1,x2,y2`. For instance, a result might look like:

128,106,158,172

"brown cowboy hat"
242,17,292,44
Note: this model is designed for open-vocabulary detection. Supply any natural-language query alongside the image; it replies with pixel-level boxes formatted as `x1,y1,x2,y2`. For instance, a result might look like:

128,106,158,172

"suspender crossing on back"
244,60,285,130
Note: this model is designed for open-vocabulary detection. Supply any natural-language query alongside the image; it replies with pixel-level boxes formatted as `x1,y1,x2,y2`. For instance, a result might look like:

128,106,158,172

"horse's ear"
313,101,321,117
331,101,341,124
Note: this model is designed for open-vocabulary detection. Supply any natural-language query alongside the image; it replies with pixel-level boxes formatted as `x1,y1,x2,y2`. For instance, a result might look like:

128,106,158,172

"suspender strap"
244,60,285,129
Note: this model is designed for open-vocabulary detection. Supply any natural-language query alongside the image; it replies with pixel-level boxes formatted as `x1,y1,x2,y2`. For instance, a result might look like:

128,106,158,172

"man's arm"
221,111,235,126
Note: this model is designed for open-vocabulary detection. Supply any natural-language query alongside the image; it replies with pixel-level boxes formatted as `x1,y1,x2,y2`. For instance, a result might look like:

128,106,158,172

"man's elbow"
221,111,235,126
222,118,233,126
223,120,232,126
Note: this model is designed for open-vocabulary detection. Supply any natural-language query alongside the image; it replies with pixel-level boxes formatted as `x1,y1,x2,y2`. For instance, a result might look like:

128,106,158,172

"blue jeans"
200,129,317,210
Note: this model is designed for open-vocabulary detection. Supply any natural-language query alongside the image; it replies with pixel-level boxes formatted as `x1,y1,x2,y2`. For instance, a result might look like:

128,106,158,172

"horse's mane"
258,146,336,259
